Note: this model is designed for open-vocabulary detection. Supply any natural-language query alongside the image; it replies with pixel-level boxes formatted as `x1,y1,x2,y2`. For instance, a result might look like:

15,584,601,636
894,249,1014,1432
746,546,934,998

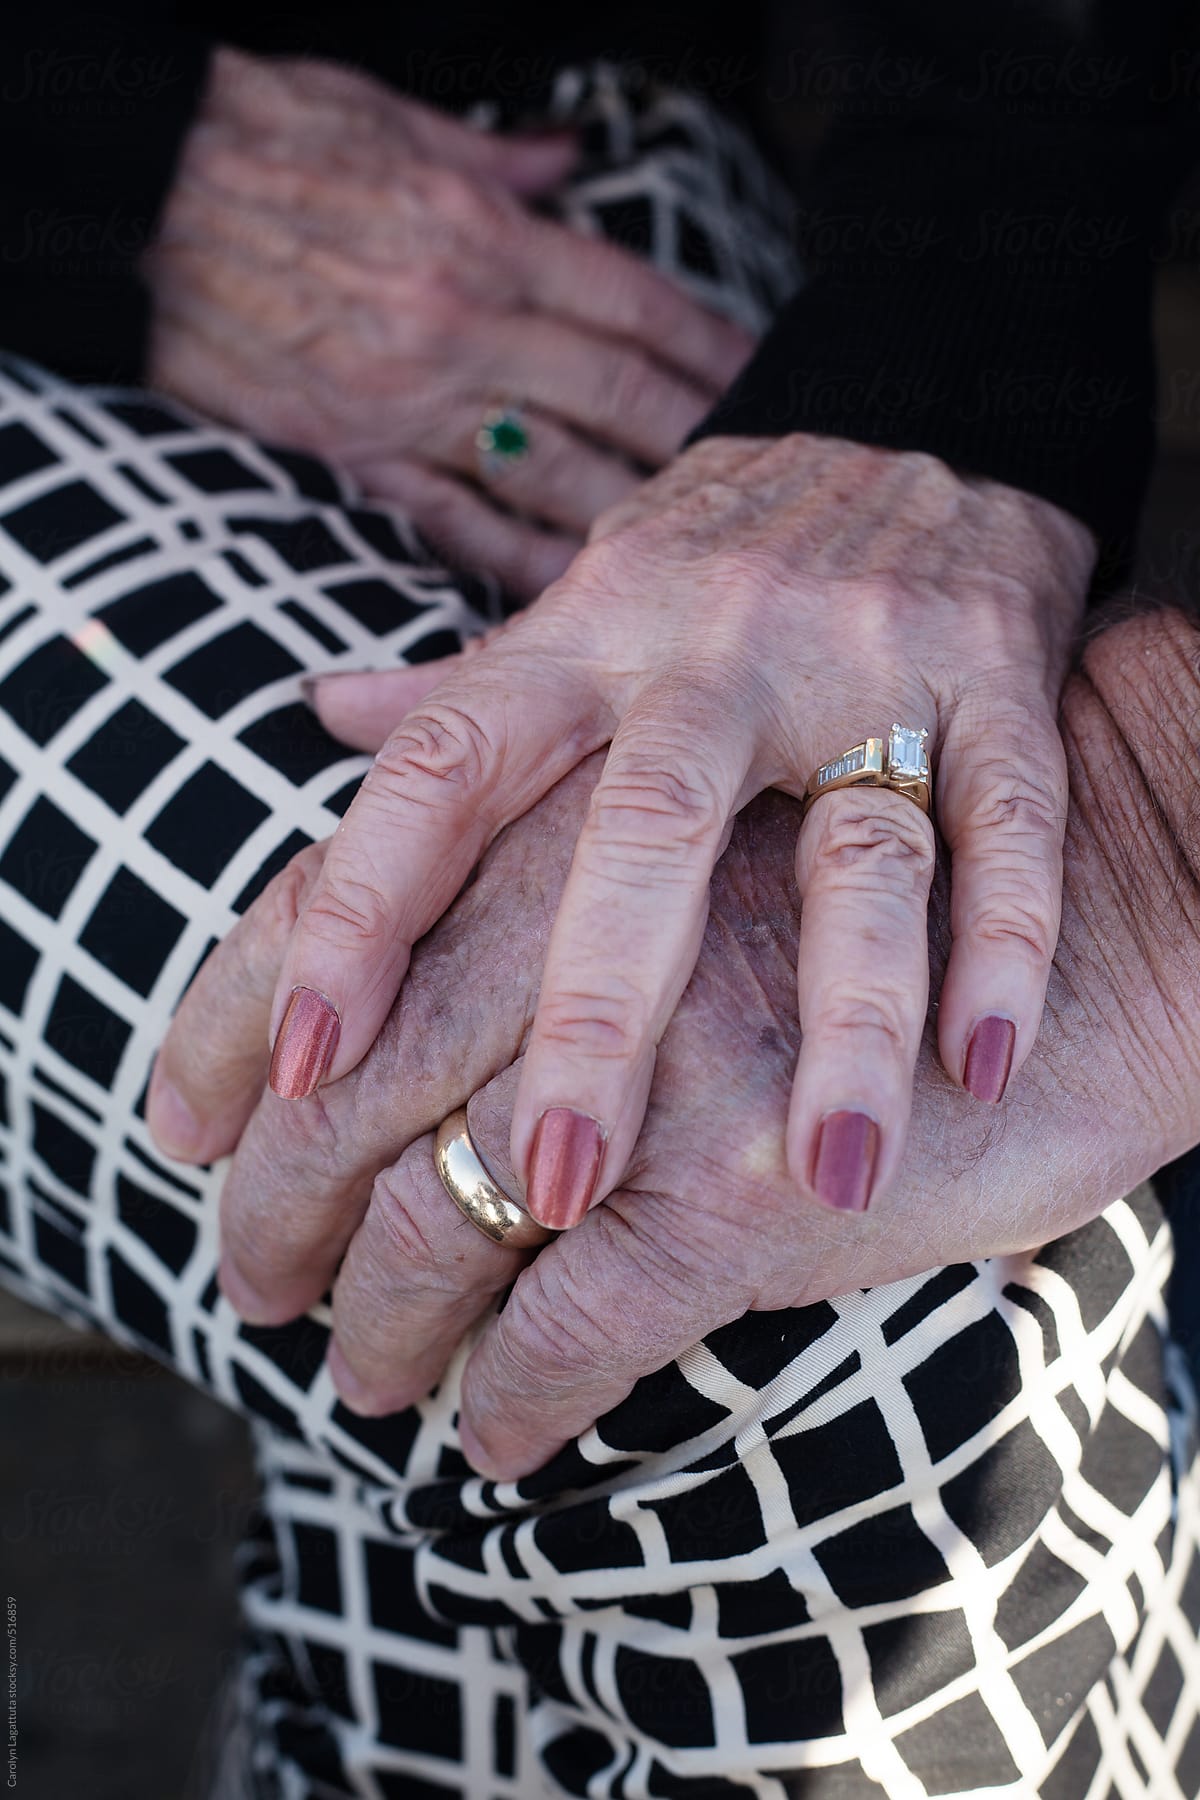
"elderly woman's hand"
146,606,1200,1476
267,433,1096,1222
144,47,752,595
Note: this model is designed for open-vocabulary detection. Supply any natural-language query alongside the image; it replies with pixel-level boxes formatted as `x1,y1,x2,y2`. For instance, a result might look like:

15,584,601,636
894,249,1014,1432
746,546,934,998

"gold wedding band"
802,723,933,819
434,1108,554,1250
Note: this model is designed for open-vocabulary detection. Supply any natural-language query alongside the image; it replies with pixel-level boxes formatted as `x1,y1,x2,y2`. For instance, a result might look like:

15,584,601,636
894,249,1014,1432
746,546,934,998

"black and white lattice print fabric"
1,62,1199,1800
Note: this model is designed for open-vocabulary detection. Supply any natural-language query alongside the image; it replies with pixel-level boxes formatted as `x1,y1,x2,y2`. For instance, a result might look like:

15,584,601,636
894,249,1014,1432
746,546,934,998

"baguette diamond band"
803,724,932,818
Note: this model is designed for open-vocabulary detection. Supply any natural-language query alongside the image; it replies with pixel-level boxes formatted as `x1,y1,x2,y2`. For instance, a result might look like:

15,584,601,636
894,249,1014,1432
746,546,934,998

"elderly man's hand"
144,48,752,596
148,607,1200,1478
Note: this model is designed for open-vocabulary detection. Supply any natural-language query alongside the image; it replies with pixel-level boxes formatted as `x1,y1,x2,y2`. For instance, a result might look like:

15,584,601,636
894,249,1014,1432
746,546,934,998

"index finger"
267,650,605,1096
325,1063,530,1414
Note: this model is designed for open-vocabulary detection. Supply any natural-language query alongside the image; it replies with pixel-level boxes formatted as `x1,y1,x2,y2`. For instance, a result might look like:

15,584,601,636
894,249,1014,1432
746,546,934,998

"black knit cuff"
690,119,1166,573
0,9,213,384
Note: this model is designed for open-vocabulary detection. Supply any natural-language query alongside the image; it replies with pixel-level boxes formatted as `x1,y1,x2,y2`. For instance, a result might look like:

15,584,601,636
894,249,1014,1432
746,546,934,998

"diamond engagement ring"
434,1109,555,1250
475,404,531,478
802,724,933,818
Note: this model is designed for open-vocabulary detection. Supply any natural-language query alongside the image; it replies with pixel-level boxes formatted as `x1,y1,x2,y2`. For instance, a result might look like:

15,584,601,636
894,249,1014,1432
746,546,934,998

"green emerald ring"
476,404,531,477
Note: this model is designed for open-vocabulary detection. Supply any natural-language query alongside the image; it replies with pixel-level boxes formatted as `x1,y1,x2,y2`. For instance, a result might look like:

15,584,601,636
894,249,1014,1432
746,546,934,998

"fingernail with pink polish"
812,1111,879,1213
269,987,340,1099
526,1108,604,1230
963,1015,1016,1105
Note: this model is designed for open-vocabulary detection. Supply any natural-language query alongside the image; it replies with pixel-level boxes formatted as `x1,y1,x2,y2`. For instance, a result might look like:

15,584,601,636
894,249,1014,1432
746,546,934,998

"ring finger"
328,1064,533,1415
437,399,642,536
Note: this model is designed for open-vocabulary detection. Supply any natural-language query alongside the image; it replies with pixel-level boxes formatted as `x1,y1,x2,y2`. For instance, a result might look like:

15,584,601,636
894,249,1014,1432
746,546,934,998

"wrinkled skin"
269,433,1096,1229
144,48,751,596
149,606,1200,1478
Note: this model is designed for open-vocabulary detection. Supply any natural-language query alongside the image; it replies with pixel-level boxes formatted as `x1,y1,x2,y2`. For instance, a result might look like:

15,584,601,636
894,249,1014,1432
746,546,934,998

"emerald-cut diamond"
888,724,927,778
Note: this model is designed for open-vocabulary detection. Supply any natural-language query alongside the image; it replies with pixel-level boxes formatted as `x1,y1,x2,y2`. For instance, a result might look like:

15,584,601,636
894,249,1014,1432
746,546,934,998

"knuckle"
904,448,960,505
614,1196,740,1304
303,869,392,950
368,703,497,808
620,271,675,341
499,1258,610,1391
966,779,1064,842
969,892,1059,968
810,989,910,1054
408,255,461,298
301,322,359,385
808,799,933,889
366,1168,459,1290
587,761,724,867
536,976,648,1060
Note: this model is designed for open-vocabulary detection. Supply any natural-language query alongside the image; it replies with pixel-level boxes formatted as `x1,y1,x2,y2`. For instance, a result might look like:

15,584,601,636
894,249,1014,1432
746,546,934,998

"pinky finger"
936,703,1068,1105
353,455,580,598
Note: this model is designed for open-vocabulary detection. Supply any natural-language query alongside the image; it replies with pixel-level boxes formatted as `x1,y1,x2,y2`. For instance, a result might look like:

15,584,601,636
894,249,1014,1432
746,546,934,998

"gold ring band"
803,723,932,819
434,1109,554,1250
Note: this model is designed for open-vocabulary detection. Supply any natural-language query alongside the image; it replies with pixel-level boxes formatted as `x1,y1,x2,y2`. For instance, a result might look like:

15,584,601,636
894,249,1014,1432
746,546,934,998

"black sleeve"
0,6,212,384
691,1,1200,569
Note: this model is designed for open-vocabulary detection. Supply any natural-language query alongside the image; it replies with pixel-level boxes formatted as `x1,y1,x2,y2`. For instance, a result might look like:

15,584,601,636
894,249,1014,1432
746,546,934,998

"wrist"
982,480,1097,599
1079,604,1200,869
1064,604,1200,1144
